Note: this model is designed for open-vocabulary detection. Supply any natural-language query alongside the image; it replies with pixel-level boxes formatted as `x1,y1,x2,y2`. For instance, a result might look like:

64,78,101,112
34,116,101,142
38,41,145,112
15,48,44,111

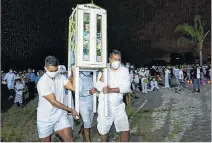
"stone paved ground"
129,84,211,142
1,84,211,142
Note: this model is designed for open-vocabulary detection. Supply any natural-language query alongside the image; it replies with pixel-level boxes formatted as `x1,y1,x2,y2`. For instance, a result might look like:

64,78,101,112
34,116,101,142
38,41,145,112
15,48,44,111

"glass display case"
67,4,108,115
68,4,107,69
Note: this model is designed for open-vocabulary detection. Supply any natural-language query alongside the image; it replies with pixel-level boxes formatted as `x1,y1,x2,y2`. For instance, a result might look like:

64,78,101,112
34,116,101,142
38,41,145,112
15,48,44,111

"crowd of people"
1,49,211,142
126,63,211,95
1,68,44,108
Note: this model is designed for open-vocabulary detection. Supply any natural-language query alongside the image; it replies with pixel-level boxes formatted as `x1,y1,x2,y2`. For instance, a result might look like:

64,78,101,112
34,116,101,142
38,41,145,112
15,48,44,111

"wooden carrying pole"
75,67,80,114
103,68,108,117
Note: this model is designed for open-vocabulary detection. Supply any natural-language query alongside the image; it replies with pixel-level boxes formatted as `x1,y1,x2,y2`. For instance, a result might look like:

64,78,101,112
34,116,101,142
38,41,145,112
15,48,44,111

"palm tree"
175,15,210,66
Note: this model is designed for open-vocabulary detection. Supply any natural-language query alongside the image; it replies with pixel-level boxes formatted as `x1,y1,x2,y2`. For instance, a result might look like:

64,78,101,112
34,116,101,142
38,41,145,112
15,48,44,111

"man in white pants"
164,68,170,88
37,56,79,142
140,68,147,94
96,49,131,142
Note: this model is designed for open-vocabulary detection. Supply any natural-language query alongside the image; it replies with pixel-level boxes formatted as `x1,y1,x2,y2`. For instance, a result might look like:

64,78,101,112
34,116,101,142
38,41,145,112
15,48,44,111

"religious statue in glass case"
96,15,102,62
83,13,90,61
67,3,108,115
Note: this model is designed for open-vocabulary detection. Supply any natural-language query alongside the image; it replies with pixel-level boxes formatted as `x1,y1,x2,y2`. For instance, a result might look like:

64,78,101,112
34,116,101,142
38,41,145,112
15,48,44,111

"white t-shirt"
178,70,184,80
145,70,149,77
175,68,180,78
107,65,131,105
4,72,16,89
134,74,140,83
197,68,200,79
165,69,170,77
37,74,69,122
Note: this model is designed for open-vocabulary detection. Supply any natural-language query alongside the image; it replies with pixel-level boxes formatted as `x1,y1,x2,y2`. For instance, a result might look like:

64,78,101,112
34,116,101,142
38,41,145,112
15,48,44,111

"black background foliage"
2,0,211,71
2,0,154,70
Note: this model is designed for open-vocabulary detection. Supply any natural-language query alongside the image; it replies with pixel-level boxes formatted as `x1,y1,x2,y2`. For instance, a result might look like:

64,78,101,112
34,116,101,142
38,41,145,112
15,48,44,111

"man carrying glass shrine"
79,71,97,142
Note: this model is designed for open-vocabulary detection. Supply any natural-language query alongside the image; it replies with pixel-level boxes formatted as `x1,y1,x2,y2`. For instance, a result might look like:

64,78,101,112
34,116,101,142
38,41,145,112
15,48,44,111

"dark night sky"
1,0,211,71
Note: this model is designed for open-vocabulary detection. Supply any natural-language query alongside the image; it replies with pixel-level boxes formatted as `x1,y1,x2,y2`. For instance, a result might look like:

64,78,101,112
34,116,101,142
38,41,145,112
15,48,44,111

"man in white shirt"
140,68,147,94
96,49,131,142
175,66,180,79
209,68,211,79
178,67,184,82
164,68,170,88
4,69,16,99
37,56,79,142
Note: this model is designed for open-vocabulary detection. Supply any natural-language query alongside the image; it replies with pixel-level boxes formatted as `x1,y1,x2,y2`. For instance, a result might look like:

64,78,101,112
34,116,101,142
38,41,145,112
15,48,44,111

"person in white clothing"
202,65,207,76
4,69,16,99
14,77,24,108
164,68,170,88
178,68,184,83
150,78,159,91
129,70,134,84
133,73,140,91
140,69,147,94
37,56,79,142
209,68,211,79
58,65,75,129
96,49,131,142
175,66,180,79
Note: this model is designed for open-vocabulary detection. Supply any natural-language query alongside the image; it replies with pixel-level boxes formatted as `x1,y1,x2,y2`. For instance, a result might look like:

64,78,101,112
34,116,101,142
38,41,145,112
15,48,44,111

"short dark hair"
110,49,122,57
45,56,59,67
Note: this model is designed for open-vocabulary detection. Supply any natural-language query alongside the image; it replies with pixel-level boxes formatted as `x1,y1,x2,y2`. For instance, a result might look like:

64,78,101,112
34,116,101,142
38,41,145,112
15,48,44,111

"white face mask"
81,71,91,76
46,71,58,78
111,61,121,70
10,70,13,73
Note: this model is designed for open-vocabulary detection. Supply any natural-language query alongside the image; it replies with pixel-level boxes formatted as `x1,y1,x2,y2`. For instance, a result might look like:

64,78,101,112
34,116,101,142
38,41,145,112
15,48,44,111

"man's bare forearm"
109,87,120,93
52,100,74,113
